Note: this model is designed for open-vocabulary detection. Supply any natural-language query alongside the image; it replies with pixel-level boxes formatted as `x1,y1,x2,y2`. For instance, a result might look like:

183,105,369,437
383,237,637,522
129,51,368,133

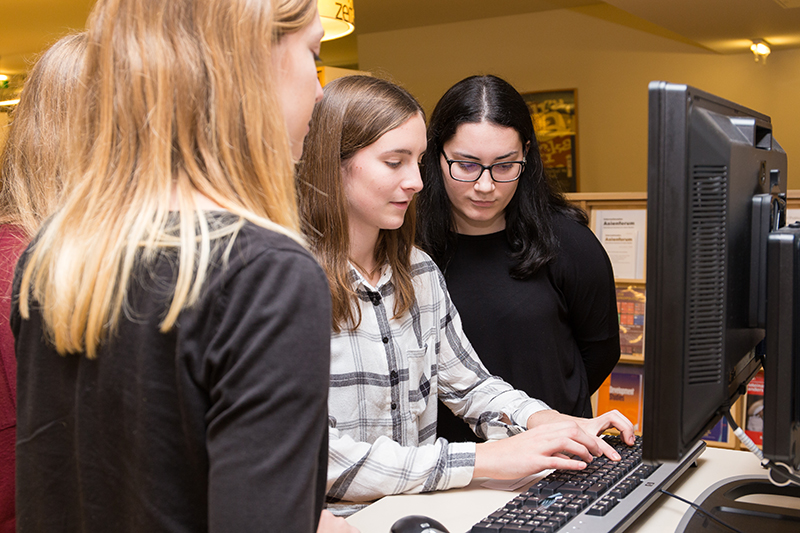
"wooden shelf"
615,279,646,286
619,354,644,365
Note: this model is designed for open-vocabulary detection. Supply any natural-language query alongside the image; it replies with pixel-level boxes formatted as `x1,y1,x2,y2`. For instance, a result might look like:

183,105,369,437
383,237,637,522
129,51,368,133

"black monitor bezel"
643,81,786,464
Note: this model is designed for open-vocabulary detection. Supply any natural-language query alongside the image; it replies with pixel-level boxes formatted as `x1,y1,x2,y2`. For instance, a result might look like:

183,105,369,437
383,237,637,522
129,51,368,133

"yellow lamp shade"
318,0,355,41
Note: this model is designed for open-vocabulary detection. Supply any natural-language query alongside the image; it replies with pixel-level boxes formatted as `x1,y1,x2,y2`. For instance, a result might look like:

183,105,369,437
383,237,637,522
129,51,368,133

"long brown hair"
19,0,318,358
297,75,424,332
0,33,87,239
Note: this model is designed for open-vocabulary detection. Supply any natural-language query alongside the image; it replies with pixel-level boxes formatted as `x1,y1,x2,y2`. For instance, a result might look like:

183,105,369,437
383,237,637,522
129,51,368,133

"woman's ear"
524,141,531,158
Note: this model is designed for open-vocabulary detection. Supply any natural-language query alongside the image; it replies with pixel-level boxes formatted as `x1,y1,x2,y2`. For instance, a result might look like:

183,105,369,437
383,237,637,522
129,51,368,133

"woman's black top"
13,219,332,533
437,213,620,442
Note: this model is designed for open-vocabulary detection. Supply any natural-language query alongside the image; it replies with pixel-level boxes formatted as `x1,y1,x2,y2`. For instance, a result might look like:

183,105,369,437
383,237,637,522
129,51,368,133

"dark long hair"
416,75,587,279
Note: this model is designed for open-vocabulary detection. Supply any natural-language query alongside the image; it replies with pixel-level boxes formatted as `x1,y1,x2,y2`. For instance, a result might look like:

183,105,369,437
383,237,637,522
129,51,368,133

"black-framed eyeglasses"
441,151,525,183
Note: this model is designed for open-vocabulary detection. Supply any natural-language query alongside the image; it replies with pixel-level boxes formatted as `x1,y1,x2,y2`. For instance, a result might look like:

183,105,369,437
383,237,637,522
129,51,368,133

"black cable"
659,489,748,533
723,408,739,431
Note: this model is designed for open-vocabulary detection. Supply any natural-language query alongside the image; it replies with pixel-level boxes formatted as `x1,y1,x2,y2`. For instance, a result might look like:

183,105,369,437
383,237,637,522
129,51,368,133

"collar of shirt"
348,262,393,292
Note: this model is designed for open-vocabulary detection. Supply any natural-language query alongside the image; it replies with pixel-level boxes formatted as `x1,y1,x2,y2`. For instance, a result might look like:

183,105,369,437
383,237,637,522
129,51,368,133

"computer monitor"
642,81,787,465
764,223,800,476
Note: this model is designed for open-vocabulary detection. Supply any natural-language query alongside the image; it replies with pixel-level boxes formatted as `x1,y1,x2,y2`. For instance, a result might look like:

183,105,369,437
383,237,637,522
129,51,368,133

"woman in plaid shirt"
297,75,634,516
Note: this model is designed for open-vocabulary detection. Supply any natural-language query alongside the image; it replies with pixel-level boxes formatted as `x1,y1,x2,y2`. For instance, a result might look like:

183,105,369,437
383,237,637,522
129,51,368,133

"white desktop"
346,447,782,533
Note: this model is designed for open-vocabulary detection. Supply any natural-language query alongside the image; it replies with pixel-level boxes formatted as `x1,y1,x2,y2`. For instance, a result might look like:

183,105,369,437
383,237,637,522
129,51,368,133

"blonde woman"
11,1,341,532
0,32,87,533
297,76,634,516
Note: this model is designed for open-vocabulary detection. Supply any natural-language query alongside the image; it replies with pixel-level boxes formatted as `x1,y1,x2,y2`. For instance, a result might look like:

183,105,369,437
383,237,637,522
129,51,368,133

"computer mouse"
390,514,450,533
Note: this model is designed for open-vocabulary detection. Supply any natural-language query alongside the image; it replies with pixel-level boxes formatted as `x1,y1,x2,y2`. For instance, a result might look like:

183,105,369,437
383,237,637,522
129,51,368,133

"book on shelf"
743,370,765,448
596,364,644,432
616,285,645,358
703,417,730,445
701,396,745,449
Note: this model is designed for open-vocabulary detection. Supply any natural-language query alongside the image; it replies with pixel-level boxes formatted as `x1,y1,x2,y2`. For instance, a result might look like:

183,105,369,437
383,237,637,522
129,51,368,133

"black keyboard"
470,435,706,533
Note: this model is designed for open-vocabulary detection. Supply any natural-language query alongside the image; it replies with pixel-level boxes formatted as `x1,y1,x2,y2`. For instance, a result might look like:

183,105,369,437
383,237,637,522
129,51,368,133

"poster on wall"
522,89,577,193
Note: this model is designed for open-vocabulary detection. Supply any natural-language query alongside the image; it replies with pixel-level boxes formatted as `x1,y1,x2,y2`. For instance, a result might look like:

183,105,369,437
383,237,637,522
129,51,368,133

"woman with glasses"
297,75,633,515
417,75,621,444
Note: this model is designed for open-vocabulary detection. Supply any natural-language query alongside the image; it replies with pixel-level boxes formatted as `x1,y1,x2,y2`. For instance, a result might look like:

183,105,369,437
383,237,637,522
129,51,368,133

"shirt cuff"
440,440,477,491
512,398,552,429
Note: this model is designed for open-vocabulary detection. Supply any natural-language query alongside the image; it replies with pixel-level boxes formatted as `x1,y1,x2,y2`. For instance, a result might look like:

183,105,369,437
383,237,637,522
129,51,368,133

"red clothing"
0,224,27,533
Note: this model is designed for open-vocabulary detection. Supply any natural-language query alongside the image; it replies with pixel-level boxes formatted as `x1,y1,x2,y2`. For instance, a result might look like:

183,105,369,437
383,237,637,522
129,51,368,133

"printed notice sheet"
593,209,647,280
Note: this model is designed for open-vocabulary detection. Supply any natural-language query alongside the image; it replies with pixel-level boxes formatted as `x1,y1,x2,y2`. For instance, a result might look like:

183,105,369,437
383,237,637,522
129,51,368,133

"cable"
723,409,763,460
724,407,800,488
659,489,748,533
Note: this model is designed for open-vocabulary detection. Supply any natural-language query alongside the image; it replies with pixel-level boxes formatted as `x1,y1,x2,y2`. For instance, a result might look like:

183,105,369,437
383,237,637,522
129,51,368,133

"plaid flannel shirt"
326,248,550,514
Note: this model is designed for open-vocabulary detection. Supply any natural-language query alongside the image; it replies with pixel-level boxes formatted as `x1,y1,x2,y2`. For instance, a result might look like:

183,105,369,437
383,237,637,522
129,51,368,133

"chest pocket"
405,344,434,416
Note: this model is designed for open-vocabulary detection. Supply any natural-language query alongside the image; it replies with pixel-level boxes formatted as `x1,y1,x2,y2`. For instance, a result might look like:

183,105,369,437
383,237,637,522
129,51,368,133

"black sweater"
437,214,620,442
13,220,332,533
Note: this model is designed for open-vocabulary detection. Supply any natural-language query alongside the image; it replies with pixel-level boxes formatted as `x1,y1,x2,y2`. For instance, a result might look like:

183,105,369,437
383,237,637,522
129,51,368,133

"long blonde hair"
19,0,318,358
297,76,424,332
0,33,87,239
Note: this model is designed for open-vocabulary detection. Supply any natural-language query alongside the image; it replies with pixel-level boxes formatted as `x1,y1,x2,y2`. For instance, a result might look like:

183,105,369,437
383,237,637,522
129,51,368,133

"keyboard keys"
537,520,559,532
563,503,581,517
506,495,528,509
609,488,626,499
585,482,610,498
471,522,503,532
469,435,673,533
521,497,543,509
637,464,659,478
585,504,607,516
503,522,537,532
558,482,590,494
586,495,619,516
526,480,550,496
539,481,564,495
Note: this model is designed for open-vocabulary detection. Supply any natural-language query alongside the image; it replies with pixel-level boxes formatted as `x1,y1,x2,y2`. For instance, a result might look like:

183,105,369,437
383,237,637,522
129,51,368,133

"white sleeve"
326,424,475,504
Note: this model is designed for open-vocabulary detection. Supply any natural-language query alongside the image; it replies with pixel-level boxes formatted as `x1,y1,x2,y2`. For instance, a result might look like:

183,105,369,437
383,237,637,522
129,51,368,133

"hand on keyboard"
526,409,636,453
473,410,635,480
471,435,680,533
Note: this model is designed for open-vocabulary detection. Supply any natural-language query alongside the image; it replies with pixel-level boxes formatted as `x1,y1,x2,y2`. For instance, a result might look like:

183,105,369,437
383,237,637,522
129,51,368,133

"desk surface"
346,447,769,533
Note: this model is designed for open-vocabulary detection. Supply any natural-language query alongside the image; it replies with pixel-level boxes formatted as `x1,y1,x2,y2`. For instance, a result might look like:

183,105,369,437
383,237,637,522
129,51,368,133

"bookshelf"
568,192,646,369
572,191,800,447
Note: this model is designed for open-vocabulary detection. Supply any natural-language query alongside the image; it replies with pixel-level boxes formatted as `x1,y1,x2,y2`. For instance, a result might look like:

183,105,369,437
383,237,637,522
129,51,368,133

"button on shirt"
326,248,550,513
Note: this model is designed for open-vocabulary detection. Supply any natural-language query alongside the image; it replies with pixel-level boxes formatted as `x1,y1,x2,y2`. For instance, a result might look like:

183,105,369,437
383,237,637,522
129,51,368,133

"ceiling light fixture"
750,39,771,64
318,0,355,42
0,99,19,107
